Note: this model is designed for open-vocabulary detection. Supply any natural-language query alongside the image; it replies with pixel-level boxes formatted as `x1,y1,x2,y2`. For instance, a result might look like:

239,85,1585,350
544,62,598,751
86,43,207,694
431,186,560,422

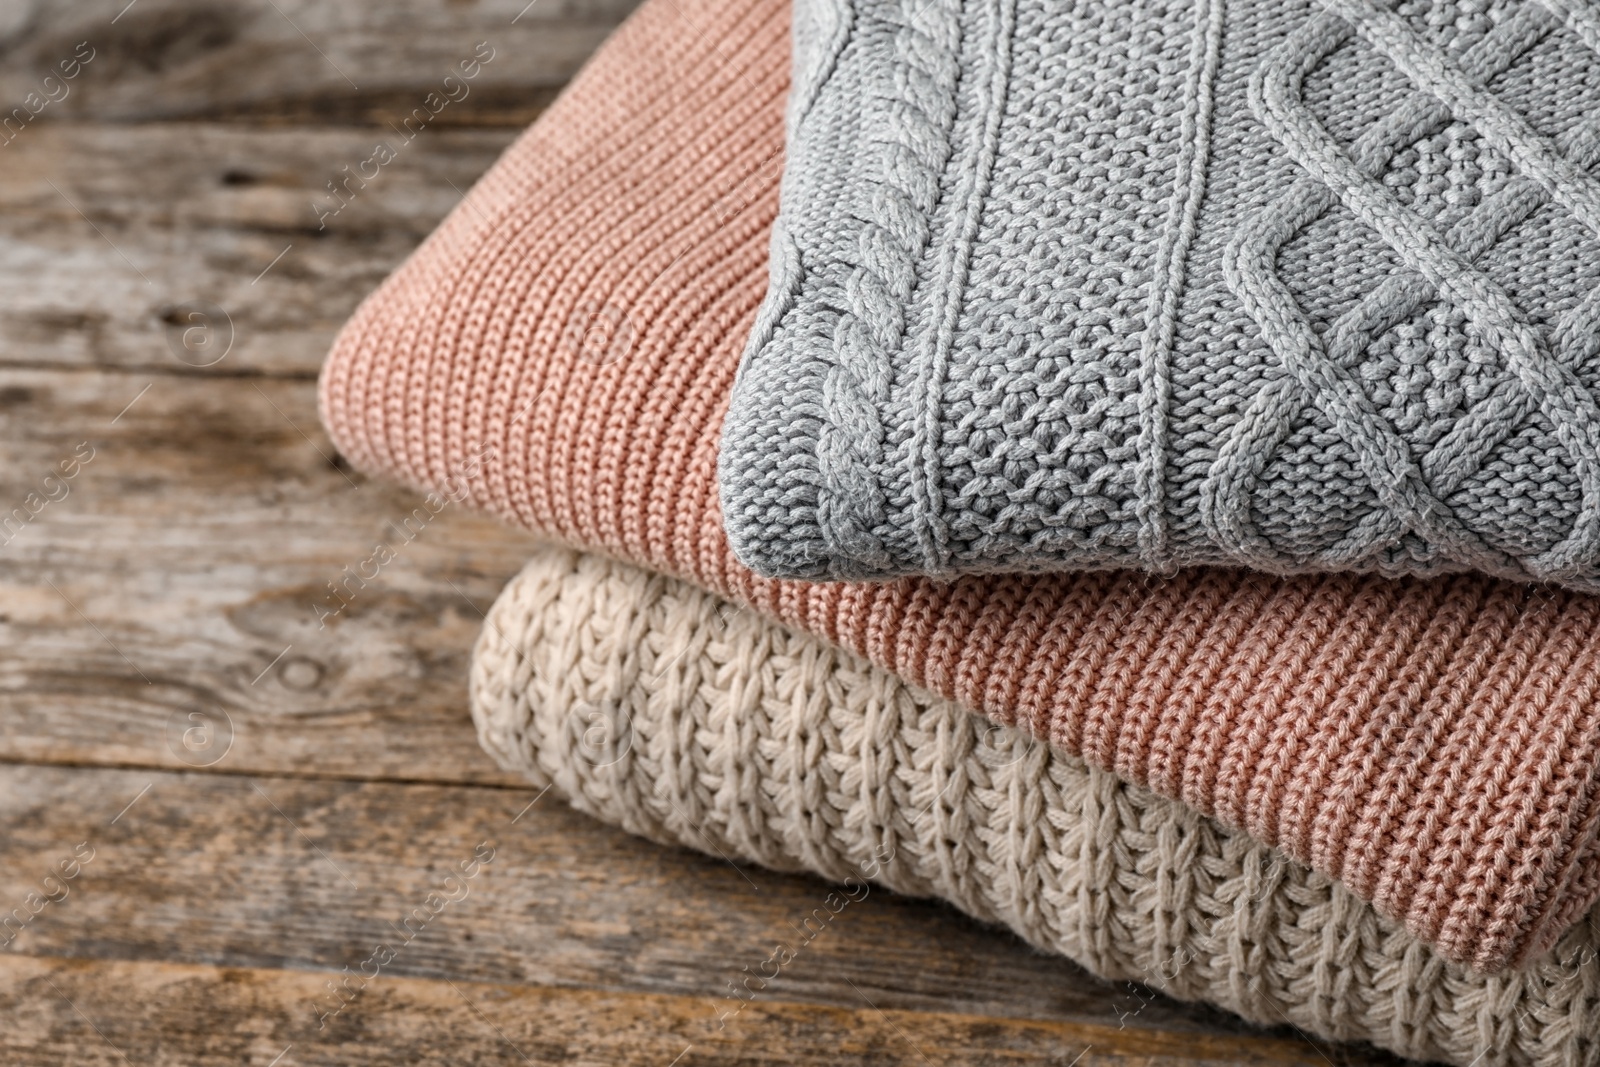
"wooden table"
0,3,1416,1063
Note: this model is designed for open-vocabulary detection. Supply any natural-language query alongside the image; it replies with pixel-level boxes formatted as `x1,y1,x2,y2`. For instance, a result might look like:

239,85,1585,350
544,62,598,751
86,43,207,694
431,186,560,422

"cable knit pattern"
1217,0,1600,580
472,547,1600,1067
317,0,1600,970
720,0,1600,588
814,0,964,573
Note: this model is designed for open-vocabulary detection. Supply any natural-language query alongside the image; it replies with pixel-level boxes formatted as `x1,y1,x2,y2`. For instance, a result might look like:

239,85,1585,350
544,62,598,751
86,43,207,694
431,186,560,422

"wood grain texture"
0,0,643,126
0,123,518,375
0,955,1357,1067
0,764,1385,1065
0,368,536,785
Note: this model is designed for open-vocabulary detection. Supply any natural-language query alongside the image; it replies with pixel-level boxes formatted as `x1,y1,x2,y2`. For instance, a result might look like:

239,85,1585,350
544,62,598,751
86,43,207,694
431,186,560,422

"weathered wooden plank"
0,954,1357,1067
0,763,1396,1064
0,367,536,785
0,122,517,375
0,0,642,127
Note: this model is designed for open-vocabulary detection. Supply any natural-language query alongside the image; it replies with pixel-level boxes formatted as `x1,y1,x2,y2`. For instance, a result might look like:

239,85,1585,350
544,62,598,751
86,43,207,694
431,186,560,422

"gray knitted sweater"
719,0,1600,586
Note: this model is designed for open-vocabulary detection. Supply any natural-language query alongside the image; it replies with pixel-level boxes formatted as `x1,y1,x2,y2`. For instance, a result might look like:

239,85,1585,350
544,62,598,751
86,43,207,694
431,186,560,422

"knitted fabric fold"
317,0,1600,970
721,0,1600,589
471,546,1600,1067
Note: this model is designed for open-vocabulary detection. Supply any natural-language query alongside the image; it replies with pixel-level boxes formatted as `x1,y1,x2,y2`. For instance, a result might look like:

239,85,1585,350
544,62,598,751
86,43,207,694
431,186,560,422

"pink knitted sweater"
318,0,1600,971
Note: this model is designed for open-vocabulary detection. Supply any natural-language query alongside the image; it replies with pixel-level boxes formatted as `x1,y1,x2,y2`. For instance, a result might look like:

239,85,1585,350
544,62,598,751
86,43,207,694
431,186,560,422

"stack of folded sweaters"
318,0,1600,1063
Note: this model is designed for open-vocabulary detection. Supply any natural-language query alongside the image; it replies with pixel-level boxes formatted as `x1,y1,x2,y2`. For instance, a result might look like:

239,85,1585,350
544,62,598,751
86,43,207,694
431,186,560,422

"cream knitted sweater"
473,547,1600,1067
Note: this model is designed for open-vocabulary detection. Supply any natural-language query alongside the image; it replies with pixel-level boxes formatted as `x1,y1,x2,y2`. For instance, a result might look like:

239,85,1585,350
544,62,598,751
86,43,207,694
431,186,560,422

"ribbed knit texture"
472,547,1600,1067
722,0,1600,589
317,0,1600,970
